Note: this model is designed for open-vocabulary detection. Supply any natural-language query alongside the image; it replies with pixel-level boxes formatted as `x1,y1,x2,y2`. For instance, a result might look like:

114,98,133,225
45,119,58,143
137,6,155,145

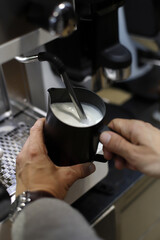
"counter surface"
72,94,160,224
72,161,143,224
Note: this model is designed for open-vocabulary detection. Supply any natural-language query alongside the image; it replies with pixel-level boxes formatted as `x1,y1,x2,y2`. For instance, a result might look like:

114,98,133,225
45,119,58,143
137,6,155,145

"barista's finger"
114,155,137,171
103,148,113,160
126,163,137,171
29,118,47,152
71,162,96,179
100,131,135,161
108,118,148,144
114,156,126,169
30,118,45,139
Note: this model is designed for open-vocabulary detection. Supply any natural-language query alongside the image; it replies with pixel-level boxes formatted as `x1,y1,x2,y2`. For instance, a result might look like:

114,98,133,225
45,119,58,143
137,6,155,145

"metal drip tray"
0,122,30,196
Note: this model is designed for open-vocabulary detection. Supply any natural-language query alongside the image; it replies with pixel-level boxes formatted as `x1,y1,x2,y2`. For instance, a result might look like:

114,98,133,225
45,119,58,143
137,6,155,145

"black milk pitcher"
44,87,108,166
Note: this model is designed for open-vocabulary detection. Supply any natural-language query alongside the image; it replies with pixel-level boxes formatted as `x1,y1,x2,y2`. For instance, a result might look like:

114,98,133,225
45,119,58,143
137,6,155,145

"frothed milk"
51,102,103,127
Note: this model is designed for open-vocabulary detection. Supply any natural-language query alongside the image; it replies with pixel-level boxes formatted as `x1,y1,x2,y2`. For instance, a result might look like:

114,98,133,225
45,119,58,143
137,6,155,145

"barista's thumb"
71,162,96,179
100,131,134,161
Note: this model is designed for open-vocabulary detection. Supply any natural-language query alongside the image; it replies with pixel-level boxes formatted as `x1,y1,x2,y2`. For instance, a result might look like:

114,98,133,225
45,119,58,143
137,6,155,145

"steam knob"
49,2,76,37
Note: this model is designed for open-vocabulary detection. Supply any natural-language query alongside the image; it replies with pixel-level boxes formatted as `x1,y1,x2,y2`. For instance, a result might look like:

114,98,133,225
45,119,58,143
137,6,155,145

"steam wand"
15,52,87,120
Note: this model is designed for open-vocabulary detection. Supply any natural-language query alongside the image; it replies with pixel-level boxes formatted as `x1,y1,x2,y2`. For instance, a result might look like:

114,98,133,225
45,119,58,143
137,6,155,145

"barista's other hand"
16,118,96,199
100,118,160,178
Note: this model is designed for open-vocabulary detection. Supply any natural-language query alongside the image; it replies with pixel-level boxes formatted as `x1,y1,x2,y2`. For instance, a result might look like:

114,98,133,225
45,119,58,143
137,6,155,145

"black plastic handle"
93,125,117,163
100,43,132,69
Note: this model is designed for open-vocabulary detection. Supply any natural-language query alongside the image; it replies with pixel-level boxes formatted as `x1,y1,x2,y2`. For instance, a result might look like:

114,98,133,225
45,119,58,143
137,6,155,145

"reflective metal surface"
0,66,11,121
104,66,131,82
49,2,76,37
0,29,56,64
0,122,30,196
141,57,160,67
15,55,38,64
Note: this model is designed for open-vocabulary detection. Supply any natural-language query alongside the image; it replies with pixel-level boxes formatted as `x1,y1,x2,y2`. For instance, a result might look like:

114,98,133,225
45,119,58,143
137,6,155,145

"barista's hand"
16,118,96,199
100,118,160,178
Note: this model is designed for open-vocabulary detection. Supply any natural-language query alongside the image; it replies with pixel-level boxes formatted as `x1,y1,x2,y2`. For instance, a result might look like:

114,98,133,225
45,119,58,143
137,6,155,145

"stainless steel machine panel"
0,122,30,196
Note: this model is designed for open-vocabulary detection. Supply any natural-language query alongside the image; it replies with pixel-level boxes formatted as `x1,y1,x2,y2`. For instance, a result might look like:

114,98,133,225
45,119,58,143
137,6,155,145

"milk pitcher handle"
93,125,115,163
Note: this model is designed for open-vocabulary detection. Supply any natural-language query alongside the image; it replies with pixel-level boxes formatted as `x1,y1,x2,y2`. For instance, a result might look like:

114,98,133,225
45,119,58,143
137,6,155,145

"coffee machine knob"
49,2,76,37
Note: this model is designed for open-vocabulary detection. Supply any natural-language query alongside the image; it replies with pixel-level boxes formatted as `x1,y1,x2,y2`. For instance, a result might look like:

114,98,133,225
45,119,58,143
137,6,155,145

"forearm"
12,198,102,240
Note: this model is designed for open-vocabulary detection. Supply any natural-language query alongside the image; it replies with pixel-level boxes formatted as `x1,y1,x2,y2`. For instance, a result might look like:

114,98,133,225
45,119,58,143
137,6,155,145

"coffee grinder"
118,0,160,125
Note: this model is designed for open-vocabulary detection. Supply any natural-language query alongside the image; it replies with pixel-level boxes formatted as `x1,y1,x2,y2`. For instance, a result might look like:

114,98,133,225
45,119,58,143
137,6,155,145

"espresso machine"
24,0,132,111
0,0,132,209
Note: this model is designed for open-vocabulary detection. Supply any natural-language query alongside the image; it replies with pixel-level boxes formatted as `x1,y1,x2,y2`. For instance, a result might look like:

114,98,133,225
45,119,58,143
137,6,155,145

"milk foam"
51,102,103,127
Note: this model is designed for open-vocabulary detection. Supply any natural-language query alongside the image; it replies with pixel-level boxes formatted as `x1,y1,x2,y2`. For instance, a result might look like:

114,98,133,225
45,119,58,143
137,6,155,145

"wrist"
10,190,55,221
16,184,57,198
